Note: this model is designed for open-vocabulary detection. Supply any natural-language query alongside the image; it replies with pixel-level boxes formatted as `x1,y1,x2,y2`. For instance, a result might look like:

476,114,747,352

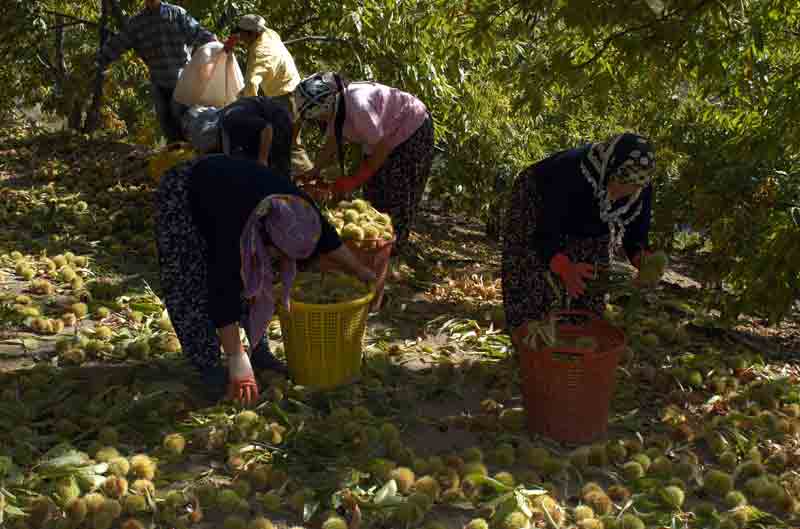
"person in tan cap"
224,14,312,177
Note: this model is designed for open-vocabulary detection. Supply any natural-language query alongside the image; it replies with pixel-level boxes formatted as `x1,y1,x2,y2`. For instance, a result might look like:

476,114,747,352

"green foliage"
2,0,799,318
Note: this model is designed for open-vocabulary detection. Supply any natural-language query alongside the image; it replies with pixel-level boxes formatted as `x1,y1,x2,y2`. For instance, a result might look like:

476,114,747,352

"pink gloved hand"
550,253,595,298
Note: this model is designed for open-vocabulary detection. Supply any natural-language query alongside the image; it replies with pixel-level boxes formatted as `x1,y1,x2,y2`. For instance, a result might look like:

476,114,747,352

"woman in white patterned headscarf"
293,72,434,252
501,133,660,332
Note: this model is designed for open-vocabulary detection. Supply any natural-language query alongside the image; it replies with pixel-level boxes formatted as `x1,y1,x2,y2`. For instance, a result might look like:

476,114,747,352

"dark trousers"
152,83,188,143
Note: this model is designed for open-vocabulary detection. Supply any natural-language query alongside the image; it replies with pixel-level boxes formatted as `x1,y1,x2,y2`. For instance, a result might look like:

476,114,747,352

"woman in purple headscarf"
156,154,375,404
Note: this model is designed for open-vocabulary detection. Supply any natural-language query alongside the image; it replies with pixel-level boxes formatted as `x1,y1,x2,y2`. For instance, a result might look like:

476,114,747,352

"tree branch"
284,35,351,46
107,0,128,29
526,12,541,30
284,15,320,38
54,16,67,91
84,0,109,133
283,36,365,75
488,1,522,27
47,21,92,31
36,50,55,72
41,10,97,27
572,0,718,69
572,21,657,69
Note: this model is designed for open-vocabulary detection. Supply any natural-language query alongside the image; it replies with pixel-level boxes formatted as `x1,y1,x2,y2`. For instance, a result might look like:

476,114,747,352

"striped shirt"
99,2,216,89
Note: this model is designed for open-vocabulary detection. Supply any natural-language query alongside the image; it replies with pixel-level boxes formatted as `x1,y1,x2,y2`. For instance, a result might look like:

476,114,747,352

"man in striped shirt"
98,0,216,142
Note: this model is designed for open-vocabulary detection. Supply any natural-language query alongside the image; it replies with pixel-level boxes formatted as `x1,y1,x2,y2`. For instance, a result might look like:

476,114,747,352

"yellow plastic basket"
276,274,375,389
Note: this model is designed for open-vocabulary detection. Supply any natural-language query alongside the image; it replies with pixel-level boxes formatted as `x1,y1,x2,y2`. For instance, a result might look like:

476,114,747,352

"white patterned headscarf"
580,133,656,254
295,72,340,121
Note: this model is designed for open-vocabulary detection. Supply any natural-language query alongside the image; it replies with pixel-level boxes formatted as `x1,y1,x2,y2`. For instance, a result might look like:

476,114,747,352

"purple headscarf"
240,194,321,348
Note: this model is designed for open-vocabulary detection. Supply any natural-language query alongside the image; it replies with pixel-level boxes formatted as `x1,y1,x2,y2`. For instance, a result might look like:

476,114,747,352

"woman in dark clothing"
156,155,375,404
501,133,659,331
219,96,294,176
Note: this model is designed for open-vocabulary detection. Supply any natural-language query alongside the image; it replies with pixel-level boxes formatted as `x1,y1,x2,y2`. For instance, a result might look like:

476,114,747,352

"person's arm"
535,187,568,266
218,323,243,356
297,199,375,281
219,322,258,405
205,227,247,332
242,38,279,97
178,8,216,48
327,88,391,192
324,245,376,283
241,51,264,98
258,124,273,167
361,137,392,175
205,239,260,404
301,127,338,180
97,23,136,69
331,137,392,193
532,169,594,298
622,184,653,264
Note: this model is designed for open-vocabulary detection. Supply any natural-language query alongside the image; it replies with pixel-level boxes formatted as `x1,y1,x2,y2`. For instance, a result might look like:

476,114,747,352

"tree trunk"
54,16,66,93
68,100,84,130
54,15,79,129
485,172,509,241
485,202,504,241
84,0,109,133
108,0,128,29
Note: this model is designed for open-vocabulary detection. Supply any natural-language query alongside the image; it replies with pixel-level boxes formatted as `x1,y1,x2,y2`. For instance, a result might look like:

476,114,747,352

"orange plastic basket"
513,310,625,444
318,237,394,311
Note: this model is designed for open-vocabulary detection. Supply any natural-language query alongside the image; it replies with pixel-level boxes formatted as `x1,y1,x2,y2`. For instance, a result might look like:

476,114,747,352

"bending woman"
218,95,294,177
295,72,434,250
156,155,375,403
501,133,660,331
179,96,293,177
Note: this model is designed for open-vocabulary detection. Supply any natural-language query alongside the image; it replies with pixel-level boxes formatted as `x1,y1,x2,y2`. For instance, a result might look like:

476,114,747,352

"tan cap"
238,14,267,33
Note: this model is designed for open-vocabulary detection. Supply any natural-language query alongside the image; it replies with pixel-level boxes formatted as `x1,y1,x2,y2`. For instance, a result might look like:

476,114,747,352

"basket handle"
543,348,585,364
513,325,590,363
546,310,603,327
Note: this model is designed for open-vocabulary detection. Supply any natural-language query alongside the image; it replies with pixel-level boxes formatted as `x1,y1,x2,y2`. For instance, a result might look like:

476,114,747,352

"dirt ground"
2,133,800,528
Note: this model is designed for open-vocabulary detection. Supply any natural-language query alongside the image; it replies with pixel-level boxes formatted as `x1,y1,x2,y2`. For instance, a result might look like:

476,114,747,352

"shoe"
199,365,229,402
250,338,289,375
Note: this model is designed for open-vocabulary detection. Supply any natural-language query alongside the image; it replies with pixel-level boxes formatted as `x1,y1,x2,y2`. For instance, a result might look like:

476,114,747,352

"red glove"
630,249,653,270
332,162,375,194
550,253,595,298
227,376,259,405
223,35,239,52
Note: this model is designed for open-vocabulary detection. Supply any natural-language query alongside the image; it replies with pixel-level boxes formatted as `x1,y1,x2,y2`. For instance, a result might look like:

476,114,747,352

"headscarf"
240,195,321,348
295,72,339,121
294,71,348,175
580,132,656,254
